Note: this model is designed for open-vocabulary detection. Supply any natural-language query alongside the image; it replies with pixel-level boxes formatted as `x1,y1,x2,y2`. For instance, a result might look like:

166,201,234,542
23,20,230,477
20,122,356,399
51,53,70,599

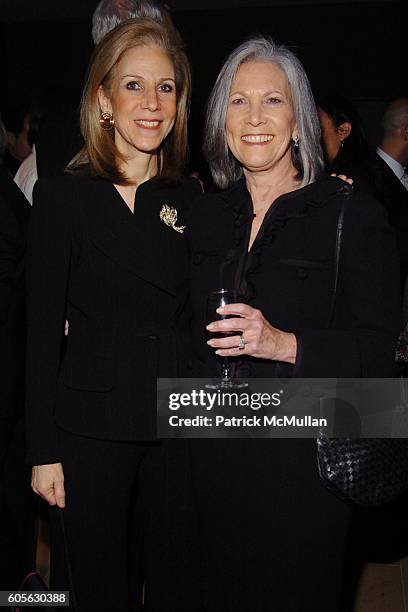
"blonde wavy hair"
68,17,190,184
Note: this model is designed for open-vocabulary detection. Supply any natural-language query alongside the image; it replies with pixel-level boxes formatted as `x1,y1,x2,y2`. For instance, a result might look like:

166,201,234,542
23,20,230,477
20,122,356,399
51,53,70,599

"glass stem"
221,357,231,381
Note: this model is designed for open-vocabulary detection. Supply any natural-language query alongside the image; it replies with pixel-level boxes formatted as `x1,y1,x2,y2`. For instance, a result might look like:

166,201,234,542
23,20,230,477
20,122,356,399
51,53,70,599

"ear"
23,113,30,133
6,131,16,147
98,85,112,114
337,122,352,142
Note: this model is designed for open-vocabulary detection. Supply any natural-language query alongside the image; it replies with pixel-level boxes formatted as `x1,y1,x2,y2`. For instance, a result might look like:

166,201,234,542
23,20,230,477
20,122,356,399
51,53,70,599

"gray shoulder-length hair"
204,36,324,189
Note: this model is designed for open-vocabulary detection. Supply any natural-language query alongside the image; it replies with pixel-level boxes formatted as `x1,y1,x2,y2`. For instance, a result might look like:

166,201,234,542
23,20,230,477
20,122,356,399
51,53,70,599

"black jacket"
188,176,401,378
372,153,408,290
25,173,201,465
0,165,31,419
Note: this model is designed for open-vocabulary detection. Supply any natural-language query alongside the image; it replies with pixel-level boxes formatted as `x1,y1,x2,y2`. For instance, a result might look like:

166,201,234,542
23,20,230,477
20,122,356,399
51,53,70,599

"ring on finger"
238,335,246,350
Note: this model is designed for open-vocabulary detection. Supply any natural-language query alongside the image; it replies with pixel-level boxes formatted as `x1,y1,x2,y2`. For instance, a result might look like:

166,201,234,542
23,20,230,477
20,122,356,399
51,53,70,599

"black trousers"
50,428,201,612
0,417,36,591
189,439,352,612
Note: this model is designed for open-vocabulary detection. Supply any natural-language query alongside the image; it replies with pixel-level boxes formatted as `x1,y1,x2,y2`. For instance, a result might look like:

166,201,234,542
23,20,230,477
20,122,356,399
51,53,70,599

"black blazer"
0,165,31,419
25,173,201,465
372,154,408,290
188,176,401,379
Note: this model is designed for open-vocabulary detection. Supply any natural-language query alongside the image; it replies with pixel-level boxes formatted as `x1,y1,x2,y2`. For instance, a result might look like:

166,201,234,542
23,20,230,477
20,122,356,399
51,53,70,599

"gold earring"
99,111,114,131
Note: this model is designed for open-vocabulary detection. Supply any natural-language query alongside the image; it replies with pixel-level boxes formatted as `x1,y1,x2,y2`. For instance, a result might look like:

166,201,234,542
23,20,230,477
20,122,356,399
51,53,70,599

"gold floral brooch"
159,205,186,234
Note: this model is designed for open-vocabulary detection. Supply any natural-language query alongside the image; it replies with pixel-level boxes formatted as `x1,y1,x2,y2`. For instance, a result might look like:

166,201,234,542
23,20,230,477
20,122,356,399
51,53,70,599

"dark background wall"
0,1,404,170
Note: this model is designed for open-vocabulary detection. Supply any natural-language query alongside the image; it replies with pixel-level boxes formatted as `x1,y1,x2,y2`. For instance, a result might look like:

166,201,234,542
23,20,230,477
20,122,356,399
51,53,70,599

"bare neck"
244,165,301,215
122,153,158,187
115,154,158,211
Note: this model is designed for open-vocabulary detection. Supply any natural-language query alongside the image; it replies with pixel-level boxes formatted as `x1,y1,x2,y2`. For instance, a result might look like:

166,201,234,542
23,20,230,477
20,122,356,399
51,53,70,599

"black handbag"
12,572,57,612
316,194,408,506
12,508,77,612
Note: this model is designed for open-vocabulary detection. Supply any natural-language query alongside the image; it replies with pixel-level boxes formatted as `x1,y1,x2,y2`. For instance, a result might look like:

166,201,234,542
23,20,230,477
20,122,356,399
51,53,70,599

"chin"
133,139,162,153
242,158,274,170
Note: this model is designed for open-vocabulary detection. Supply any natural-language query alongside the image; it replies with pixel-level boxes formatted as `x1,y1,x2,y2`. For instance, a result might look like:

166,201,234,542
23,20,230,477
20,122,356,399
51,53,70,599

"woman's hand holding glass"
207,302,297,364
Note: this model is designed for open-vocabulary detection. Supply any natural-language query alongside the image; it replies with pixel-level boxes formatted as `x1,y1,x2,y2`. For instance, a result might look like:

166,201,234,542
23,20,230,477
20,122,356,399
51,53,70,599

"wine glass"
206,288,247,389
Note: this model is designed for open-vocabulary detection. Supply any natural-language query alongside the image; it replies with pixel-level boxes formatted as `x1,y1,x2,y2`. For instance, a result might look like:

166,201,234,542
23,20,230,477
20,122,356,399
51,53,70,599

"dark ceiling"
1,0,396,23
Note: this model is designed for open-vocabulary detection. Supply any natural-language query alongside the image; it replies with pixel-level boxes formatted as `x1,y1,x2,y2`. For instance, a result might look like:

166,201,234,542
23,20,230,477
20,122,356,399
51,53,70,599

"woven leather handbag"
316,193,408,506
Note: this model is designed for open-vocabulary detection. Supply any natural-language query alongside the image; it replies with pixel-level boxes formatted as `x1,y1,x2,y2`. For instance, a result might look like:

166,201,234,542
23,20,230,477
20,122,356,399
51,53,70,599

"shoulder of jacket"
310,176,390,231
179,175,203,196
153,176,203,199
306,176,385,219
35,174,77,196
34,173,101,207
306,175,352,199
188,190,227,218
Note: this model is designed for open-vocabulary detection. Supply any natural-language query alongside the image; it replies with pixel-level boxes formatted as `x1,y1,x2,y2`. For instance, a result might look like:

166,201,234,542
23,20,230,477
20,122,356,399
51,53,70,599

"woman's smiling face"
226,61,298,175
99,44,177,159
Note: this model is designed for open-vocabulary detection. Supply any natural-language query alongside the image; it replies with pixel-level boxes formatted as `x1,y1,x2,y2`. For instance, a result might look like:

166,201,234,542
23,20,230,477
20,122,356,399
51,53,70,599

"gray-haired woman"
188,36,400,611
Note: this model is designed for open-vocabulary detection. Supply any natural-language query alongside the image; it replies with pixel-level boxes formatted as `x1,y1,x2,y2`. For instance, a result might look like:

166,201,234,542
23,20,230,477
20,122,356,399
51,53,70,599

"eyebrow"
229,89,285,97
120,73,176,82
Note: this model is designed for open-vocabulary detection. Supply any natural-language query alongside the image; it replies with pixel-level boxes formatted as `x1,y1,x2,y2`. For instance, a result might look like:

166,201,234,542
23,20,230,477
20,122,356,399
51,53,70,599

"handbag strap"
327,191,349,327
58,508,78,612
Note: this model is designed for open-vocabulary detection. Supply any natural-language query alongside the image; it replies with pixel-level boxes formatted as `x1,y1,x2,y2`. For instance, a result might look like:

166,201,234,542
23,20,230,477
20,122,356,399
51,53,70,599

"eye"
159,83,174,93
231,97,246,105
126,81,142,91
266,96,282,105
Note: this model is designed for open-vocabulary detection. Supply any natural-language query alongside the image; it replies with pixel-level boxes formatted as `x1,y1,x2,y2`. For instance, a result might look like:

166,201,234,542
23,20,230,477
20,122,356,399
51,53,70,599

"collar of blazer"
83,176,189,297
375,154,408,199
218,174,353,231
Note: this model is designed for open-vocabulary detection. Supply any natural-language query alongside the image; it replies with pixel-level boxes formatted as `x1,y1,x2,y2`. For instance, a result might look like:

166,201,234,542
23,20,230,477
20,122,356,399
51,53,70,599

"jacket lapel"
84,177,189,297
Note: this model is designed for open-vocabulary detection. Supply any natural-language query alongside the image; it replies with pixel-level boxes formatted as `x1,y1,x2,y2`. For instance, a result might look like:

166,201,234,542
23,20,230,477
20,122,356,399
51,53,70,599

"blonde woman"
26,19,200,611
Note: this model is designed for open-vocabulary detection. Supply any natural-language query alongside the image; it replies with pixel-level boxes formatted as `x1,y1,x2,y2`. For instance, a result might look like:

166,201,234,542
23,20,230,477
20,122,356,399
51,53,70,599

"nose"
142,86,160,112
246,100,265,126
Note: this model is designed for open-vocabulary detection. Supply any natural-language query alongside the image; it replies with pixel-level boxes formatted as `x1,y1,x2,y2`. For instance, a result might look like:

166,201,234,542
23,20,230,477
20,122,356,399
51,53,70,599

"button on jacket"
25,173,201,466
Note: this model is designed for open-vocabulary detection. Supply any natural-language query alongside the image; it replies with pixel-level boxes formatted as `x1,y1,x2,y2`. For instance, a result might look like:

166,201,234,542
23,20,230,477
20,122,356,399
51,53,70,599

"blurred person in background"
318,95,408,294
317,94,376,194
0,115,34,590
14,90,51,204
1,104,32,177
376,98,408,293
92,0,178,45
377,98,408,186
